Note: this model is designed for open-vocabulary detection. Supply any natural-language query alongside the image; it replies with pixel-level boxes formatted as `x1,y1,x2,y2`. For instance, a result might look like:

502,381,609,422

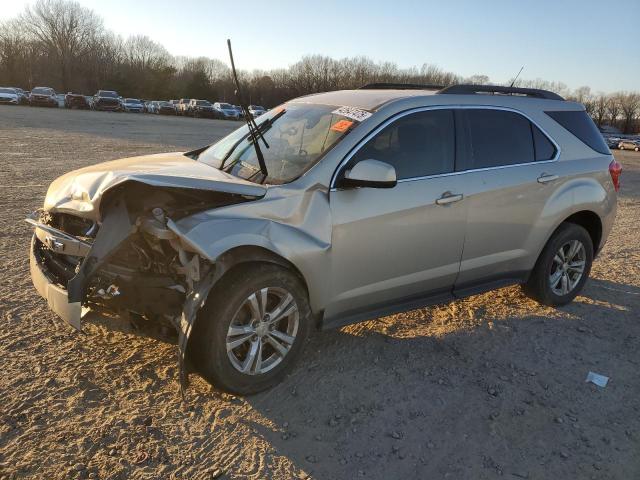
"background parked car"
29,87,58,107
619,139,640,151
145,101,157,114
233,105,244,119
176,98,191,115
187,99,216,118
93,90,121,111
606,137,621,149
249,104,266,118
64,92,90,109
155,100,176,115
0,87,20,105
11,87,29,105
213,102,239,120
121,98,144,113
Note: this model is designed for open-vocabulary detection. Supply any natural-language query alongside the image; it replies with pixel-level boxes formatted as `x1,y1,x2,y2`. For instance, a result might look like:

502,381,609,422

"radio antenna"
509,66,524,88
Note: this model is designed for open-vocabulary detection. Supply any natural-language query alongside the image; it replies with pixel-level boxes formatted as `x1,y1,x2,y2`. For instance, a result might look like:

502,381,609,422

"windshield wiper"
227,39,269,181
219,107,286,170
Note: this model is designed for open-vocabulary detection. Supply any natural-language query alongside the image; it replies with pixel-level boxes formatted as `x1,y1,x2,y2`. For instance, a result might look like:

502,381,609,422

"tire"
522,222,593,306
189,263,313,394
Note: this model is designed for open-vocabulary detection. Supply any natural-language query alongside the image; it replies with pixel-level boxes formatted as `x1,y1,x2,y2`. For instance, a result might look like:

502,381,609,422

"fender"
168,186,333,313
527,171,615,266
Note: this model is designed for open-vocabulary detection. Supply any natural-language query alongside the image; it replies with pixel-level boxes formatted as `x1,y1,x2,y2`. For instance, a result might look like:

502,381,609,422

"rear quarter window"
545,110,610,155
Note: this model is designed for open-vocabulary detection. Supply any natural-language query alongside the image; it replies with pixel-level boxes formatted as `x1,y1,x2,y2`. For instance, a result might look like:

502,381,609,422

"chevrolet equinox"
27,84,621,394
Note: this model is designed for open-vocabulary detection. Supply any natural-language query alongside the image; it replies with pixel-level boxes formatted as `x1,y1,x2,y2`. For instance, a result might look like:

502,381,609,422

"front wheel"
190,264,313,394
522,223,593,306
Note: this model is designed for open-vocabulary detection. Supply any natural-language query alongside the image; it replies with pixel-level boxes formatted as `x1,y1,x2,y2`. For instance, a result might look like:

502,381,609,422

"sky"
2,0,639,93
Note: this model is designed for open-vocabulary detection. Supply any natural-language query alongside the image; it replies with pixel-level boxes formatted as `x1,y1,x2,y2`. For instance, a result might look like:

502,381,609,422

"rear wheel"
522,223,593,306
190,263,312,394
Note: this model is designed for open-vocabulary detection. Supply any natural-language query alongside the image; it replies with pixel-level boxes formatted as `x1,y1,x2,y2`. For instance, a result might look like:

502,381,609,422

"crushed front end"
26,178,258,332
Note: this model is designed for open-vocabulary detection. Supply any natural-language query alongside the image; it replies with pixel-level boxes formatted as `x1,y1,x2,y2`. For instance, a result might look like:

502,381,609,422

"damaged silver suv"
27,84,620,394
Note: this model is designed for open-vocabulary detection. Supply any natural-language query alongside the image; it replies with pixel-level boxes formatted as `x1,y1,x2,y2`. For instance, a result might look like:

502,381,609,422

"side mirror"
338,159,397,189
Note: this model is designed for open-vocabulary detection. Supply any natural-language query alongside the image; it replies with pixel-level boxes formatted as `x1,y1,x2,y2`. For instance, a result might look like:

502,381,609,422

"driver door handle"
436,193,463,205
537,174,559,184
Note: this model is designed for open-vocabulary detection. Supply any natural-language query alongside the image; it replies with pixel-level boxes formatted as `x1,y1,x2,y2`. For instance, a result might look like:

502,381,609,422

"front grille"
49,213,96,238
35,237,82,286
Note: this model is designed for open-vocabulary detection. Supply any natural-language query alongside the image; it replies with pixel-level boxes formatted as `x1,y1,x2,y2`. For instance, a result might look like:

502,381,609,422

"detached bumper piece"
29,236,83,329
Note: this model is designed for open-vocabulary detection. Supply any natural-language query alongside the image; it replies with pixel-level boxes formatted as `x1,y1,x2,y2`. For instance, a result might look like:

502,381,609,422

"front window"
350,109,455,179
198,103,362,184
196,100,210,106
33,87,53,95
0,88,16,94
218,103,233,109
99,91,118,98
125,98,141,104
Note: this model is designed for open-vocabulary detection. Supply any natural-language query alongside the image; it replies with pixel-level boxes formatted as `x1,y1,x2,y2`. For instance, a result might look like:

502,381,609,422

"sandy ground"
0,105,639,480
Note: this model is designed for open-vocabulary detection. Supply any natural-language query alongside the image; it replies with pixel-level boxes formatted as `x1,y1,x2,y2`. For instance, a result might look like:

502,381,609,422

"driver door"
325,109,467,322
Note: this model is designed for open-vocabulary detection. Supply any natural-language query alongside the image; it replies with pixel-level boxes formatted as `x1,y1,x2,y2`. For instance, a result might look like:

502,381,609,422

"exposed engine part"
95,284,120,300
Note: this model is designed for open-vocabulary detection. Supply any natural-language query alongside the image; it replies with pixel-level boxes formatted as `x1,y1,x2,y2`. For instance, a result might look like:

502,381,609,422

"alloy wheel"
226,287,299,375
549,240,586,296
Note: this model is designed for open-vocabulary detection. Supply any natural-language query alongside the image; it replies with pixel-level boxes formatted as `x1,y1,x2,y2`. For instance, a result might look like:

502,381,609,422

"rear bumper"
29,235,82,329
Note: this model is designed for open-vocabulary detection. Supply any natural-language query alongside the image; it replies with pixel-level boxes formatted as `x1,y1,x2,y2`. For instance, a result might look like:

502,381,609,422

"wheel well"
214,246,309,294
562,210,602,254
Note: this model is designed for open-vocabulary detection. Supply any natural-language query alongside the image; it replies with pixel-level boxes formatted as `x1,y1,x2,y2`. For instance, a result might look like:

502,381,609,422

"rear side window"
545,110,609,154
466,109,535,168
350,109,455,179
532,124,557,160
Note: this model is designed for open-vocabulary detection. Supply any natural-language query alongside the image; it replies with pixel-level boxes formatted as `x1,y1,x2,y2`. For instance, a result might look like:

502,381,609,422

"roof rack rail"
359,83,445,91
438,84,564,101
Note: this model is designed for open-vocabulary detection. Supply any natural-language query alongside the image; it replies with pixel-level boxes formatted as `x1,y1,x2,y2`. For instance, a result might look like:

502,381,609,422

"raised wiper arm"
227,39,268,179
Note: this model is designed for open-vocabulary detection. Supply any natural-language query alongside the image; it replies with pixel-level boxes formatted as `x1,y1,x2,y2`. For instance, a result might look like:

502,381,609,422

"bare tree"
619,92,640,134
592,94,609,127
19,0,103,91
607,94,622,128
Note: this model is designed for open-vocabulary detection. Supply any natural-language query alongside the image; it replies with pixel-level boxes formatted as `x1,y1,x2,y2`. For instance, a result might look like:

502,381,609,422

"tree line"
0,0,638,133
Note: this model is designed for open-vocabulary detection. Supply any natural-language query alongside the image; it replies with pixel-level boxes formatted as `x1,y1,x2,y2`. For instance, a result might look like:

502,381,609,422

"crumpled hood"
43,151,267,220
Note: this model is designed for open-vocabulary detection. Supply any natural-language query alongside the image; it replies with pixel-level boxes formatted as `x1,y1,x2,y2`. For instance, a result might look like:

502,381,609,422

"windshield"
125,98,141,103
196,100,210,106
198,103,361,184
33,88,53,94
99,91,118,98
0,88,16,94
218,103,233,109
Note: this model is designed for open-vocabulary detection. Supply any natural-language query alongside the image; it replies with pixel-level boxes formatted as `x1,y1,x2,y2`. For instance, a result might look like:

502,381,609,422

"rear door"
326,108,467,320
454,108,560,289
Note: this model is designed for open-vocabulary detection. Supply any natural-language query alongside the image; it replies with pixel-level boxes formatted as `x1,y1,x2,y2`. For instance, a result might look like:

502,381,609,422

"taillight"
609,159,622,192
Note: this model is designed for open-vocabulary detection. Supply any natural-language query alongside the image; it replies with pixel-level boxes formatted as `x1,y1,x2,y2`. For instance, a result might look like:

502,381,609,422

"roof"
290,84,565,112
290,89,438,111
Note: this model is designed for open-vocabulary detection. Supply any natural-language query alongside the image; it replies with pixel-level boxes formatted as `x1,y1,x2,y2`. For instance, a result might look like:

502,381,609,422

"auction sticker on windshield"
330,119,354,133
332,106,372,122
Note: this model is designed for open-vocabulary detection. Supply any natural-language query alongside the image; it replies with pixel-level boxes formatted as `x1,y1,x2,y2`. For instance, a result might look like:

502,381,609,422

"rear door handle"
537,174,559,184
436,193,463,205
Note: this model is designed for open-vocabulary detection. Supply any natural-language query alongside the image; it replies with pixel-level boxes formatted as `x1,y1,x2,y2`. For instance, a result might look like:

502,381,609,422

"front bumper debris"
29,236,84,329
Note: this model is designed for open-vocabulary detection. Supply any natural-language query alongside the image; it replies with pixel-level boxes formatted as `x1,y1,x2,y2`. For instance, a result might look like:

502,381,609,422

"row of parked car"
0,86,267,120
604,135,640,152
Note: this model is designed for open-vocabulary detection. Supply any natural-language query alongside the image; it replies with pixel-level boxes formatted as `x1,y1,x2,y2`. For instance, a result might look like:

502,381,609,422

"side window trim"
330,105,561,190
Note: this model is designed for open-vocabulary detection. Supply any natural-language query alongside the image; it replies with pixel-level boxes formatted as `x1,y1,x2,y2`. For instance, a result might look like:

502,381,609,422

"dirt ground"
1,105,639,480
